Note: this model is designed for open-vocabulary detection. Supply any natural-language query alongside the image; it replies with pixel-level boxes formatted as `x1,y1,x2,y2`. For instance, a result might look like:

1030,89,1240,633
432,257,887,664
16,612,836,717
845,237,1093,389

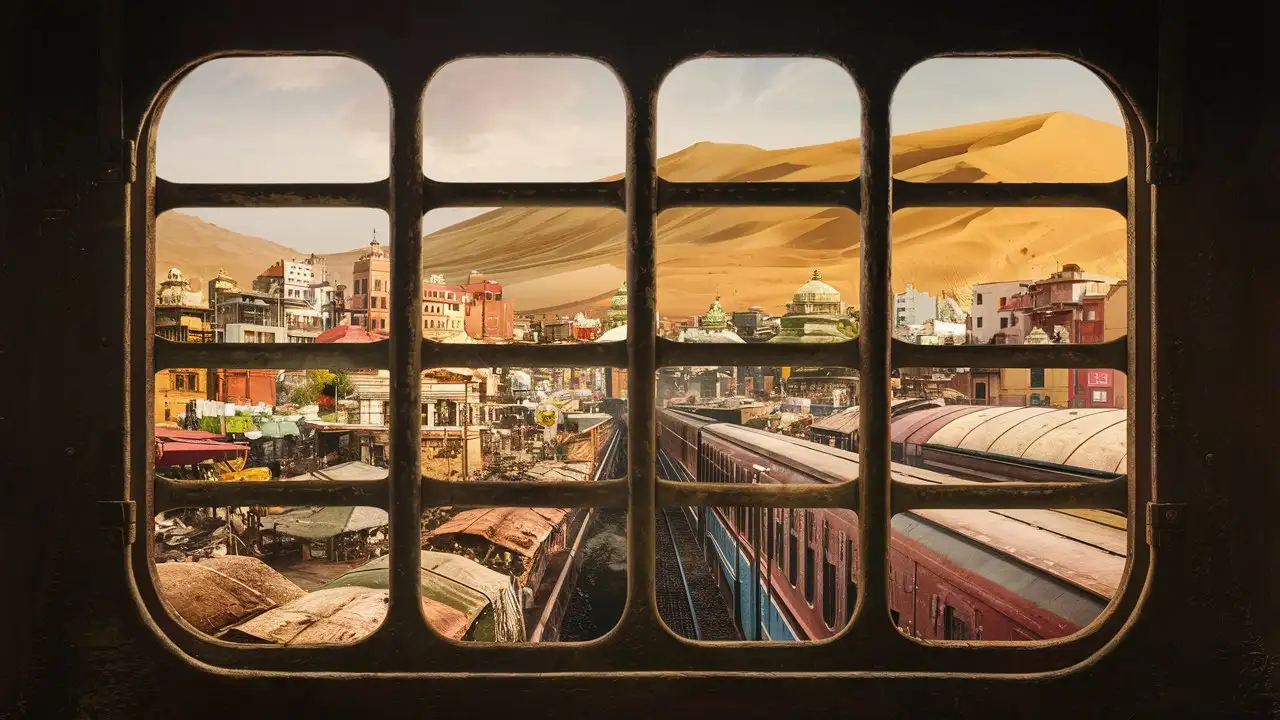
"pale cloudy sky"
157,56,1124,253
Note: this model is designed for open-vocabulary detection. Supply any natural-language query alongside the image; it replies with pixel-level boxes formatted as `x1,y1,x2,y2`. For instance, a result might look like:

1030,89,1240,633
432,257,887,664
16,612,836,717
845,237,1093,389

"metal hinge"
97,500,137,545
1146,502,1186,546
101,138,136,184
1148,142,1182,186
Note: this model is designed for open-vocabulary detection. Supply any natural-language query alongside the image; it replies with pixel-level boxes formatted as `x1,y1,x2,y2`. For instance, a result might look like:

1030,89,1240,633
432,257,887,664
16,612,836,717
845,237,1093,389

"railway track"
656,505,741,641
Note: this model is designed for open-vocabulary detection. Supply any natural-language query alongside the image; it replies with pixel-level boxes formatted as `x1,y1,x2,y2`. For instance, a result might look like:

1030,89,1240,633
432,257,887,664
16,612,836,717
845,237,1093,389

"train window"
804,544,816,605
821,521,836,627
943,606,970,641
124,12,1149,678
788,510,799,587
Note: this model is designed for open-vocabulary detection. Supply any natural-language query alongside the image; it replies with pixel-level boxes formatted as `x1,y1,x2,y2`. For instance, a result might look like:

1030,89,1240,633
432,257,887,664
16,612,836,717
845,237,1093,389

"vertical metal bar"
384,76,426,634
854,80,895,639
624,72,660,634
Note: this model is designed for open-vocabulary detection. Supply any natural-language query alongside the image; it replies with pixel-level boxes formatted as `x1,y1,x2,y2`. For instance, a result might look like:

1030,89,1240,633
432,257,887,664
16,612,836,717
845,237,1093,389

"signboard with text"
1085,370,1113,388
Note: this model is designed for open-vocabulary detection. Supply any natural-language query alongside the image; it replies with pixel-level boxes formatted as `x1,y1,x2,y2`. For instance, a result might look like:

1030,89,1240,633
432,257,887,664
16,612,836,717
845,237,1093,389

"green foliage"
290,383,321,406
289,369,354,406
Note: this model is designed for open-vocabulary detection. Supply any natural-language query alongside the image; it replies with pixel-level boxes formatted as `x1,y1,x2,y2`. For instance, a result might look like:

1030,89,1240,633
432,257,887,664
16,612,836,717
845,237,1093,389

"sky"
157,56,1124,253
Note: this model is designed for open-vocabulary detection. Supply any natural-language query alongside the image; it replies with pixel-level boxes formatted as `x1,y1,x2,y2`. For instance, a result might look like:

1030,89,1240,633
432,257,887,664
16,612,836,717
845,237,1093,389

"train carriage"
657,408,1125,643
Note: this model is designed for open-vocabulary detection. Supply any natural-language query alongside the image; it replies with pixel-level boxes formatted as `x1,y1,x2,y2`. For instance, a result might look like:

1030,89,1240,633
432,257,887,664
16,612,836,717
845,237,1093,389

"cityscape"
148,55,1130,650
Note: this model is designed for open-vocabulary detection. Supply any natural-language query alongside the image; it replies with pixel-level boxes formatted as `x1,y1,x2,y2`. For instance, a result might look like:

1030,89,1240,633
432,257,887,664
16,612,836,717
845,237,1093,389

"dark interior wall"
2,0,1277,717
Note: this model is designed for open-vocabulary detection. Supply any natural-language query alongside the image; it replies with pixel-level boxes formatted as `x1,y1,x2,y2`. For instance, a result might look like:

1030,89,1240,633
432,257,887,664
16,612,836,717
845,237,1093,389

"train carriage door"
888,548,915,636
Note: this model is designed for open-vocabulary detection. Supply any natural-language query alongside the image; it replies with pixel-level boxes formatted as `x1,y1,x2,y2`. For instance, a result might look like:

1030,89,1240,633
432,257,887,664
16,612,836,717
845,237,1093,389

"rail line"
657,506,702,640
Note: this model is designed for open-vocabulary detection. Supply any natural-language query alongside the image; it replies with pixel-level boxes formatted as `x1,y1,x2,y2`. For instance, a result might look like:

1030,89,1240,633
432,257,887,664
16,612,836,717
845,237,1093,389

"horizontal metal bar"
893,336,1127,370
893,178,1127,214
658,179,858,210
657,480,857,510
156,178,387,212
892,476,1128,514
155,477,388,512
657,337,858,368
422,340,628,368
155,337,388,370
425,178,625,209
422,477,628,508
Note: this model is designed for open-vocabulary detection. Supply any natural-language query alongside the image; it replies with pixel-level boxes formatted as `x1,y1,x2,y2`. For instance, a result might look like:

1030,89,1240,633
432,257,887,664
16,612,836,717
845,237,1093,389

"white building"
894,283,937,328
224,323,287,343
969,280,1032,343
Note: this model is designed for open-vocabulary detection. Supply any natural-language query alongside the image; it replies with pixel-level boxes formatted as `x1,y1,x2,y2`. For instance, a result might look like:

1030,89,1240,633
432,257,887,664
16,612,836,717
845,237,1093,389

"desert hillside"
157,111,1127,315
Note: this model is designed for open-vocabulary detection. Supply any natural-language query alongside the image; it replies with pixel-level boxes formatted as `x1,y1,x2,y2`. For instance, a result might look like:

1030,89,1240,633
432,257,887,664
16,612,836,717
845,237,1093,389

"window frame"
128,40,1150,676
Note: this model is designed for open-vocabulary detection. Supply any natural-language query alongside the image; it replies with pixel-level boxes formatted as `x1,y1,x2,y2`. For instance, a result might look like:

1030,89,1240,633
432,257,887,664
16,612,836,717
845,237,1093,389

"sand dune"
157,111,1127,316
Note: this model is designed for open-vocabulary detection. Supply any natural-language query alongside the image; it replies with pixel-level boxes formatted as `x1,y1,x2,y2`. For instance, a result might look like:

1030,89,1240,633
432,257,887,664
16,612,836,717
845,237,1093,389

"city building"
570,313,602,341
1102,281,1128,408
970,279,1033,343
1004,264,1122,408
422,274,466,341
604,282,628,330
154,266,212,424
215,289,289,343
461,271,514,340
769,269,856,343
894,283,937,328
351,231,390,333
999,328,1071,406
731,306,779,341
679,298,745,344
308,280,337,330
214,369,277,407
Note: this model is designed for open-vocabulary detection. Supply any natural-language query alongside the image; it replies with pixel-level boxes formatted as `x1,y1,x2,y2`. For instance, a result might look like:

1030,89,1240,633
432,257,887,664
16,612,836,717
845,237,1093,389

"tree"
288,369,354,406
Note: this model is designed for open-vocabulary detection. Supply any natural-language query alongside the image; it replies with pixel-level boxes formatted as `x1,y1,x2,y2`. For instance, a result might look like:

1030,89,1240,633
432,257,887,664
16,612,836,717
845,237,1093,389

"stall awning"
155,437,249,467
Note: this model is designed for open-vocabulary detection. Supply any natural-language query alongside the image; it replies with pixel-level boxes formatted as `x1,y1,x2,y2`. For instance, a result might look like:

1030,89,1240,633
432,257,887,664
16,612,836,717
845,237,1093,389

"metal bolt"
1165,509,1178,521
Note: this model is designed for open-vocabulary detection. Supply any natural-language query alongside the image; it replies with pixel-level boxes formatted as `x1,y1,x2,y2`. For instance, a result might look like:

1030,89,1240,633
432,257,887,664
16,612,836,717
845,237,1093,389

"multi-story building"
154,266,212,424
422,274,466,340
461,272,514,340
352,232,391,333
894,283,937,328
215,289,289,343
308,280,337,330
969,280,1032,343
1003,264,1121,408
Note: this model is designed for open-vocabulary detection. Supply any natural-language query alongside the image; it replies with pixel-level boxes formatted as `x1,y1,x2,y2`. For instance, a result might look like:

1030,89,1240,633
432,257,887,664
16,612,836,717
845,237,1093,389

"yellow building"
998,327,1070,407
154,266,213,426
1103,281,1129,408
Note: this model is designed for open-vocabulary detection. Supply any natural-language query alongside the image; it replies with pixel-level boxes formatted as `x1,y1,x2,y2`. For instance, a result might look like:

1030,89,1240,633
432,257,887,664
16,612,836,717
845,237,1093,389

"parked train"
658,408,1125,642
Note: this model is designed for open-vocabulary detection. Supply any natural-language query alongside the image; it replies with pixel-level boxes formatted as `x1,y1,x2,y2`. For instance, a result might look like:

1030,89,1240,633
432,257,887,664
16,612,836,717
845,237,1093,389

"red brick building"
461,273,514,340
214,369,277,406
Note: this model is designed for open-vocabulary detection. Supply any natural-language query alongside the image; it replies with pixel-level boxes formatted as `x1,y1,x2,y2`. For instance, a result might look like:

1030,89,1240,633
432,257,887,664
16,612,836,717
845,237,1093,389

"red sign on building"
1085,369,1113,388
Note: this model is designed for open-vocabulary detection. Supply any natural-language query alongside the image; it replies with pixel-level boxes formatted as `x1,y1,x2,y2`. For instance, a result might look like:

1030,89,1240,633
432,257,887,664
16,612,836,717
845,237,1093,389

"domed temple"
770,270,857,343
679,297,745,344
604,282,628,330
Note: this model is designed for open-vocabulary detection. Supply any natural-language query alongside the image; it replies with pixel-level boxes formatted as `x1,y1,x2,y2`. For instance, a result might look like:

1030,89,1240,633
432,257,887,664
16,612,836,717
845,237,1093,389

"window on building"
999,317,1008,329
976,317,983,328
1030,368,1045,388
1087,310,1097,321
976,294,983,305
1092,389,1108,403
975,382,987,400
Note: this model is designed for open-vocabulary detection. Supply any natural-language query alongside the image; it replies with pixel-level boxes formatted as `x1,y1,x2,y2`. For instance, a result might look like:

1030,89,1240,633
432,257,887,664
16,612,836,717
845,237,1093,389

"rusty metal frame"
127,38,1152,676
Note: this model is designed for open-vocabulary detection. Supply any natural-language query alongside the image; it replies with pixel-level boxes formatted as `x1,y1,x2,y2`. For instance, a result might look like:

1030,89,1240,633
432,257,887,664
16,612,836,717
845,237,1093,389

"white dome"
793,269,841,304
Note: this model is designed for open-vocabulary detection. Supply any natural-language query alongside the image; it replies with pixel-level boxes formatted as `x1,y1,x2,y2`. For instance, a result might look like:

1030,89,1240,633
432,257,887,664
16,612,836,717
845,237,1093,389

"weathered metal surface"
892,477,1128,514
856,81,896,642
425,178,625,208
423,339,627,369
422,477,628,509
155,178,387,211
657,336,856,368
155,477,389,512
657,478,857,510
659,179,858,210
893,178,1129,213
155,336,387,371
893,336,1128,370
426,507,571,560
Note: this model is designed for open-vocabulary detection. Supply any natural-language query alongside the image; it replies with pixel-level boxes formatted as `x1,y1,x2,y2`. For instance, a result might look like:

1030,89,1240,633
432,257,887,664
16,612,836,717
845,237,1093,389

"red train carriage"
657,408,1124,642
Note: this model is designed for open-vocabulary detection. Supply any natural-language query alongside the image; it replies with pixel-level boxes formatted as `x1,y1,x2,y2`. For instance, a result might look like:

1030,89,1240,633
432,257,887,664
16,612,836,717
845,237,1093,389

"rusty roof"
903,406,1127,473
425,507,571,560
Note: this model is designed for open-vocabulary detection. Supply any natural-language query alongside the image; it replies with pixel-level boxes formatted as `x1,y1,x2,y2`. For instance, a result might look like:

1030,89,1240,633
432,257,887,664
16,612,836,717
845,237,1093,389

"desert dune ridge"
156,111,1127,317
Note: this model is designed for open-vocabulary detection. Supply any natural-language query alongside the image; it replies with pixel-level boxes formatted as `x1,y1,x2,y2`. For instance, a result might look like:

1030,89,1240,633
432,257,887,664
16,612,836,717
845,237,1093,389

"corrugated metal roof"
261,506,388,539
903,406,1127,474
425,507,571,560
221,586,471,645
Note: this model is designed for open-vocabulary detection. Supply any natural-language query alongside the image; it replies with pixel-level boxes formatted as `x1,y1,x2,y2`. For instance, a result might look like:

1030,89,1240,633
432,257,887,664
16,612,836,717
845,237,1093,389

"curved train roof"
687,416,1125,600
894,406,1127,474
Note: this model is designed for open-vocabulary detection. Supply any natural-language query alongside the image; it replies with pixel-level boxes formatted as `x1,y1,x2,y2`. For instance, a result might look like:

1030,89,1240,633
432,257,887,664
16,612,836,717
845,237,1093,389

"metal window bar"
133,52,1147,676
